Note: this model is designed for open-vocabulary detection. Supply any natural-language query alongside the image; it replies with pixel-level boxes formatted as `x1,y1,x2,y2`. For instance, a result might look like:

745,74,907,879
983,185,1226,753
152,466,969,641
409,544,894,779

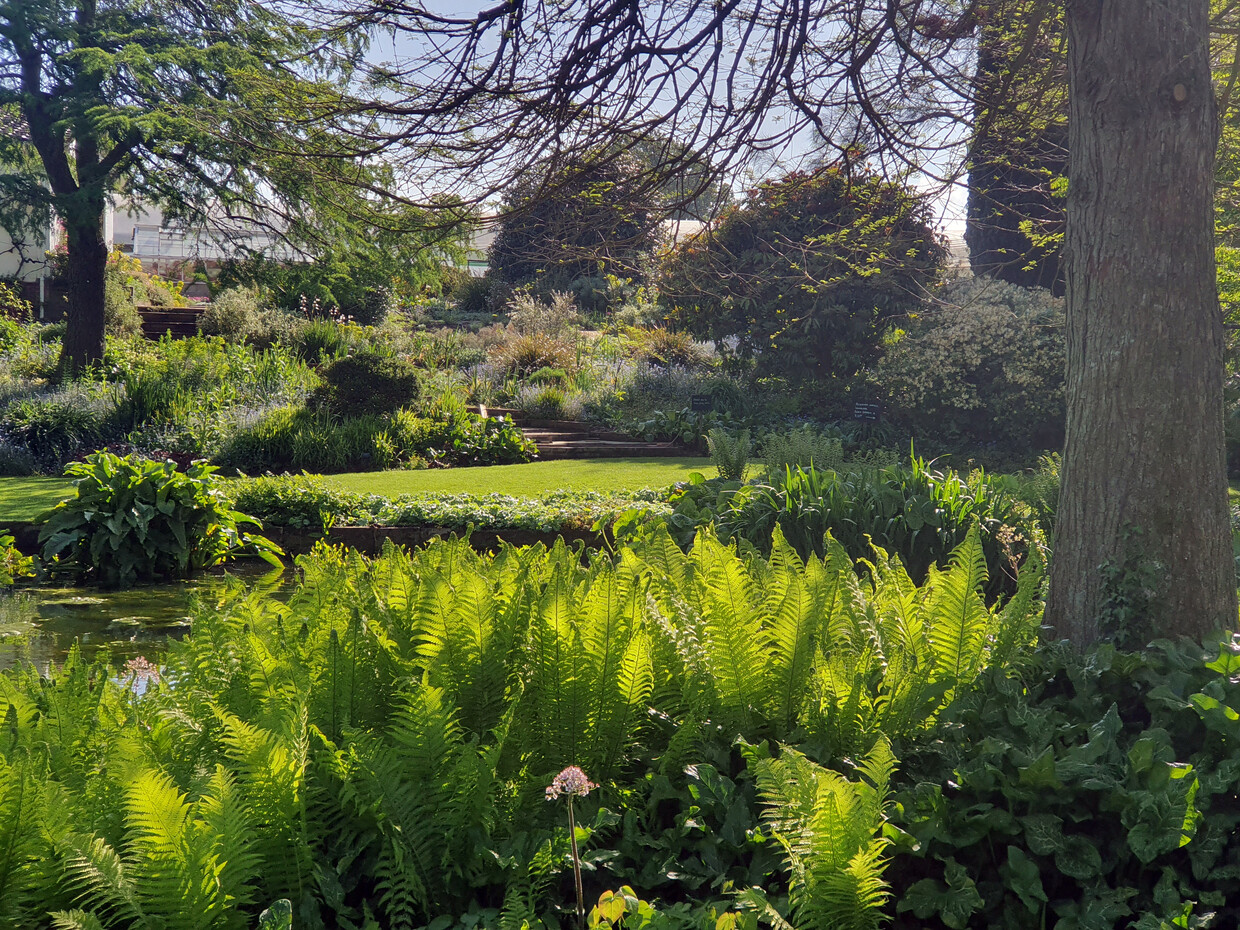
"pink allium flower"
545,765,595,801
123,656,160,684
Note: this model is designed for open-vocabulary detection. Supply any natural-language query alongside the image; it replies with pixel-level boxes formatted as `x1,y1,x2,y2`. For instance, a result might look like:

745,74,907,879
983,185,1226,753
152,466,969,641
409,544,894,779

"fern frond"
0,754,57,922
693,533,769,731
754,745,894,930
765,527,819,736
195,765,261,914
57,833,144,927
818,533,868,652
927,525,989,688
215,705,313,905
525,561,589,767
989,541,1045,665
49,909,106,930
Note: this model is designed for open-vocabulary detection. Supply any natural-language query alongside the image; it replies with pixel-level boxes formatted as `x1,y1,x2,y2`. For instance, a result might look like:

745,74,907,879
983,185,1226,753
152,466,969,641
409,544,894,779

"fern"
692,532,770,732
764,528,821,735
215,706,314,910
926,524,990,689
752,741,895,930
0,753,61,923
525,558,591,768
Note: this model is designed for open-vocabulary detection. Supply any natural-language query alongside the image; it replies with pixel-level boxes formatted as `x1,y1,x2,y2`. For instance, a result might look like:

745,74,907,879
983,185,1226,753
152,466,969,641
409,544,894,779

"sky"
364,1,973,240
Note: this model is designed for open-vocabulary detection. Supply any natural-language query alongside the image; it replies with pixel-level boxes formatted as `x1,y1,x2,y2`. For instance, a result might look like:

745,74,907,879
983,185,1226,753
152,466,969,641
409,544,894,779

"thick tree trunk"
59,208,109,373
1046,0,1237,645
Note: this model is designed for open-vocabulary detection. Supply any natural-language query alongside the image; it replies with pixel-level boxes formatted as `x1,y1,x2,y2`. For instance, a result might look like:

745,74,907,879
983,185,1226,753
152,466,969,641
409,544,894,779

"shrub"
487,151,663,311
216,406,534,474
104,267,143,337
310,352,421,417
38,451,280,587
660,165,946,382
630,327,709,369
229,475,376,531
528,366,568,386
0,282,31,320
451,273,493,316
514,384,581,420
606,367,751,428
0,393,117,468
0,441,36,476
707,427,752,481
659,455,1036,598
490,332,578,377
0,315,23,353
247,306,305,350
199,286,262,340
290,317,359,362
505,289,581,337
877,275,1065,451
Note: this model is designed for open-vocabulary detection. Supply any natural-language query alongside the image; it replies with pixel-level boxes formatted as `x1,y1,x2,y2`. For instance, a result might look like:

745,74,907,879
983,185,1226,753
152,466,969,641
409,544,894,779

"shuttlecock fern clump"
547,766,596,929
707,427,752,481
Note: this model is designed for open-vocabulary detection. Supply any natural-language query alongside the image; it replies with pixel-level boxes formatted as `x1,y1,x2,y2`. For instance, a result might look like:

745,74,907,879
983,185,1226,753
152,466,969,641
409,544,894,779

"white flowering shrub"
877,275,1064,450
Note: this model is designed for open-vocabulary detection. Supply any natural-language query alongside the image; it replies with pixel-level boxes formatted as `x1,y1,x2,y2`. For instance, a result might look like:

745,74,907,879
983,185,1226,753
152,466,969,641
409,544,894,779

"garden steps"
138,305,203,339
478,405,686,460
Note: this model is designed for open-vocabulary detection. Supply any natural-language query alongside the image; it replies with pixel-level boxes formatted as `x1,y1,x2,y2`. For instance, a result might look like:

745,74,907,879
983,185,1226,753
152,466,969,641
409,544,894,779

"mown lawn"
324,457,713,497
0,477,75,523
0,458,714,523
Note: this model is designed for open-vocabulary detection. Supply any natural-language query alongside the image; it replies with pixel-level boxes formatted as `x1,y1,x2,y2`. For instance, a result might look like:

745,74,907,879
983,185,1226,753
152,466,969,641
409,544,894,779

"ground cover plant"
230,475,668,534
0,524,1040,928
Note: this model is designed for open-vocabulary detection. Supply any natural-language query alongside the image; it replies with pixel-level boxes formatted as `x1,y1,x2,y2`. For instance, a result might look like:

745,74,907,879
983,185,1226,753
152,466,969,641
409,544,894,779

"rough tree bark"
59,203,109,373
1046,0,1237,644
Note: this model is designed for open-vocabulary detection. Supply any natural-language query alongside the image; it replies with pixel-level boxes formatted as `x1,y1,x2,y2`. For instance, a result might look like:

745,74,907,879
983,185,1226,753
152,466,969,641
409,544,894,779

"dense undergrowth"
0,525,1040,929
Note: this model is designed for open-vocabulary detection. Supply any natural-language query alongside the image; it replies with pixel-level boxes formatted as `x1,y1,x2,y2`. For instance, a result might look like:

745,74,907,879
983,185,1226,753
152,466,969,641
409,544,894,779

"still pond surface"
0,561,292,673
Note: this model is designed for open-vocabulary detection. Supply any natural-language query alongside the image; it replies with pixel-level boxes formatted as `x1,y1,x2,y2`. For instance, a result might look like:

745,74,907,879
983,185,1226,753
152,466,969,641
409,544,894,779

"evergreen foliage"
659,166,946,383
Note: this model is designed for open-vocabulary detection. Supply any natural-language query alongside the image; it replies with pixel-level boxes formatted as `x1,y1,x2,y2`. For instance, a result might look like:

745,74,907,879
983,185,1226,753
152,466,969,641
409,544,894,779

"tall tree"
1044,0,1236,642
0,0,452,370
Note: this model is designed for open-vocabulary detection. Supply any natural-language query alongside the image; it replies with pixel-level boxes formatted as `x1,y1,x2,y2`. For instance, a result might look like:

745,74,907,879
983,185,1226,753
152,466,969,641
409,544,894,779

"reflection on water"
0,560,293,673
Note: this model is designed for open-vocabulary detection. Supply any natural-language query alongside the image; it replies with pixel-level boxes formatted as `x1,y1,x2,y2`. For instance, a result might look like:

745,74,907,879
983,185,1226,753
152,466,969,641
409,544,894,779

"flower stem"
567,796,585,930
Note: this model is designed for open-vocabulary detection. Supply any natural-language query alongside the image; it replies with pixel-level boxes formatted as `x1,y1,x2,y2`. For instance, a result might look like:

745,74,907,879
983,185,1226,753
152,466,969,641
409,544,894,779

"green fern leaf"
693,533,769,731
927,525,990,688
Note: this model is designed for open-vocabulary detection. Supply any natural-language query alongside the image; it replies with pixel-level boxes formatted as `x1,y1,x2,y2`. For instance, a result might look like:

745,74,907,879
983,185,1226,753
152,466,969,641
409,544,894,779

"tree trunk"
59,208,109,373
1046,0,1237,645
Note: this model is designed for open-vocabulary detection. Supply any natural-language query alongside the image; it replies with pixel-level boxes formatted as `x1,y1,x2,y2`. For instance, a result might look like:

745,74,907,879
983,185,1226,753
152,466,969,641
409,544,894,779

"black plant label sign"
854,401,882,421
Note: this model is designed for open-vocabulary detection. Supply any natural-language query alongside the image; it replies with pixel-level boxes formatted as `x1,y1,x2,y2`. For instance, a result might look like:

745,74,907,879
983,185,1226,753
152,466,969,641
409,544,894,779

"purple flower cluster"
545,765,595,801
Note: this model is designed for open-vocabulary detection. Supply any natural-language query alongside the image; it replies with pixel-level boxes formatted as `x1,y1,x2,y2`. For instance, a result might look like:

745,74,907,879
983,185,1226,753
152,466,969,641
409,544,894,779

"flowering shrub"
877,275,1065,451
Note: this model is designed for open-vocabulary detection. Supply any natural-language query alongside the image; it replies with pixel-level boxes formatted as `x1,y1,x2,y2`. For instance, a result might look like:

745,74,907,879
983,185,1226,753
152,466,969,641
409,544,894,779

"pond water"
0,560,293,673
